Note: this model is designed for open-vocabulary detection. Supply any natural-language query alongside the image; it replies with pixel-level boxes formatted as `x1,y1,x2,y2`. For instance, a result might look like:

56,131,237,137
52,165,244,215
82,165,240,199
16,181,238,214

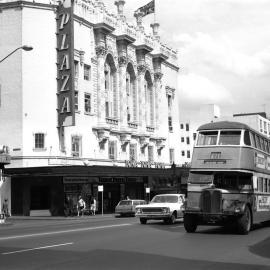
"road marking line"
170,225,183,229
0,223,132,241
2,242,73,255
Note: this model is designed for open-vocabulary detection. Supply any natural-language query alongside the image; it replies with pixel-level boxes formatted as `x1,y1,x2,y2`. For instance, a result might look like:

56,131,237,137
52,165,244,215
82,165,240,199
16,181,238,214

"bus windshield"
213,173,252,191
218,131,241,145
189,172,214,183
197,131,218,146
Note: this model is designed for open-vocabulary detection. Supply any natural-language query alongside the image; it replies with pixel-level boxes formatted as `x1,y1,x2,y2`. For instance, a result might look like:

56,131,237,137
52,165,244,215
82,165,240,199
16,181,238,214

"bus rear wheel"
184,214,198,233
237,206,252,235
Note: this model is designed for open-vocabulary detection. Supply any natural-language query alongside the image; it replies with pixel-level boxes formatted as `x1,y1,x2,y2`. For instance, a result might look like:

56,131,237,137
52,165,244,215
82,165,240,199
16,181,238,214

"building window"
186,137,190,145
180,124,184,129
84,64,91,81
108,141,117,160
74,91,79,111
34,133,45,149
168,95,172,112
144,76,154,127
104,61,117,119
148,146,154,162
193,133,197,141
71,136,81,157
186,123,189,131
181,137,184,143
74,61,79,78
84,93,91,113
168,116,173,132
187,150,191,158
181,151,185,156
126,70,137,123
169,148,175,164
130,143,137,161
264,121,267,134
126,74,130,96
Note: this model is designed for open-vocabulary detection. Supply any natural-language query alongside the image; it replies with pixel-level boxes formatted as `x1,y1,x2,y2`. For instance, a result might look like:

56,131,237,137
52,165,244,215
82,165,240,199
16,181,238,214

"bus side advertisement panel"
257,195,270,211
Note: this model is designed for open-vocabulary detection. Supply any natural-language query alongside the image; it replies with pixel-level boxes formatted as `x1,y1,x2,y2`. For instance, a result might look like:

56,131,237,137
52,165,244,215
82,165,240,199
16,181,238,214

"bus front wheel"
237,206,252,235
184,214,198,233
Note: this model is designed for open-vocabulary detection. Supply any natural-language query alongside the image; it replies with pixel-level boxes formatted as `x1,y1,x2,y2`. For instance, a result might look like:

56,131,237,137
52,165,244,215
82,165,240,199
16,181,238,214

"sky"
103,0,270,124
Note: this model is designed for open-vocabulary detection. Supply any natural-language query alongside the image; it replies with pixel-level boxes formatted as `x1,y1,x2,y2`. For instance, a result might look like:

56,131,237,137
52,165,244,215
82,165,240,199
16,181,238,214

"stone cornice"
0,0,57,11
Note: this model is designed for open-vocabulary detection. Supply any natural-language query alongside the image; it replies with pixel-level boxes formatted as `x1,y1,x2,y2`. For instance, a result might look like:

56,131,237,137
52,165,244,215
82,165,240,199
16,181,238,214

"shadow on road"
0,248,269,270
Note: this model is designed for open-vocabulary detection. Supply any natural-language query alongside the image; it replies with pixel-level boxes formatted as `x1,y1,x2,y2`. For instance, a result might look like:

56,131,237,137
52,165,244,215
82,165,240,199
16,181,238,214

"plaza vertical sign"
57,0,75,127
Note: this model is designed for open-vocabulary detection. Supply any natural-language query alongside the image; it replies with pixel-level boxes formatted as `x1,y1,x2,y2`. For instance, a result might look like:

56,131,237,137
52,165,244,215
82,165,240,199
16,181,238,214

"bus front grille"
201,190,222,213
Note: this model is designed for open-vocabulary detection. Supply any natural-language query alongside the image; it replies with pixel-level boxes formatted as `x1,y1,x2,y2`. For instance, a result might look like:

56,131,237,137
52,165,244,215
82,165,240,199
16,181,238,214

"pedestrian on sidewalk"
2,199,10,218
77,196,86,216
90,196,97,215
64,195,73,217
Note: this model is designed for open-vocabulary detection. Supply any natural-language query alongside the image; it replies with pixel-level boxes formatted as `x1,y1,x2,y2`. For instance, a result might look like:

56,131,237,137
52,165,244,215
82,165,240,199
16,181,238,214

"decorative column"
115,0,125,19
116,34,135,129
118,55,128,127
94,22,115,124
152,52,168,130
96,45,107,122
134,11,144,31
150,22,160,41
154,70,163,130
137,63,147,130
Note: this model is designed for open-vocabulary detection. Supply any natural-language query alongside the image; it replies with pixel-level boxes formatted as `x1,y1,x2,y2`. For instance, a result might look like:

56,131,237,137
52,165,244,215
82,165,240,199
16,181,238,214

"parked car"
115,199,147,217
135,194,185,224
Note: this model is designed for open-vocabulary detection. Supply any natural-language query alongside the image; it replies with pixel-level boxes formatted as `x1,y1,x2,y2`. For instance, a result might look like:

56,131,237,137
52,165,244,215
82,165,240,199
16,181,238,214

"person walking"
64,195,73,217
77,196,86,216
90,197,97,215
2,199,10,218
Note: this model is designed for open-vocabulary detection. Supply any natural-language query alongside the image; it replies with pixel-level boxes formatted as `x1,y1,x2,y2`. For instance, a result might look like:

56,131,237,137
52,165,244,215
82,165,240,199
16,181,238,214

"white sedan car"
135,194,185,224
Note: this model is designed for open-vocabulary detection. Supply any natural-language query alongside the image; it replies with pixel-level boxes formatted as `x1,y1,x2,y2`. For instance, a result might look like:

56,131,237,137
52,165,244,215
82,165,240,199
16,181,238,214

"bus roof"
197,121,251,131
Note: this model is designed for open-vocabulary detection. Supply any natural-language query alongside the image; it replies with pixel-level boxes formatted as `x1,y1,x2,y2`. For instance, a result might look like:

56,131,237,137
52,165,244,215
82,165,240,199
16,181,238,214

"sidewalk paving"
0,213,116,225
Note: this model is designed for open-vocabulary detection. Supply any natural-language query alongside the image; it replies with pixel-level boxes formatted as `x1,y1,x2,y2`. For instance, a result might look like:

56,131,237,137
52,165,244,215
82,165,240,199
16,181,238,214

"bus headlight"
222,199,244,213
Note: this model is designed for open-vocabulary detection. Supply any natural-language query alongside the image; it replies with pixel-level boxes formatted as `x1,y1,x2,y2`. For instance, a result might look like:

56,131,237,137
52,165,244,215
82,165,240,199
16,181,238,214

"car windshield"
151,195,178,203
118,200,132,206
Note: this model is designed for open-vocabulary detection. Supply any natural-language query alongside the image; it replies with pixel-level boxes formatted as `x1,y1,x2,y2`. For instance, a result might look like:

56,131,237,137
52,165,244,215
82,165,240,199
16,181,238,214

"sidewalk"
0,213,115,225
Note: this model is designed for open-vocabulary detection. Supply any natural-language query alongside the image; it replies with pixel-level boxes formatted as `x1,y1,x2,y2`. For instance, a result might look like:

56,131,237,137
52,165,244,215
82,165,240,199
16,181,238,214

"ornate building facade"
0,0,183,215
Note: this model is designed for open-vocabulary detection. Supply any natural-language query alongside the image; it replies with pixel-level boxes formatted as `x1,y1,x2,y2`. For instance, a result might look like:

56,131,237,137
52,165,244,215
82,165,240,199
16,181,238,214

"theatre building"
0,0,185,216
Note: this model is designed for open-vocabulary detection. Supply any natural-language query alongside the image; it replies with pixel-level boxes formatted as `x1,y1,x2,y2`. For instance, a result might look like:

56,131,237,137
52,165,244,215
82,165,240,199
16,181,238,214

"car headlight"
136,208,142,214
161,207,170,213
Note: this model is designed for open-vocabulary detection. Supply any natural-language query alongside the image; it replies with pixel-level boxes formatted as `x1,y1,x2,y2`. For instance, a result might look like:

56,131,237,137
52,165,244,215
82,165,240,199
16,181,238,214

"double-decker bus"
184,121,270,234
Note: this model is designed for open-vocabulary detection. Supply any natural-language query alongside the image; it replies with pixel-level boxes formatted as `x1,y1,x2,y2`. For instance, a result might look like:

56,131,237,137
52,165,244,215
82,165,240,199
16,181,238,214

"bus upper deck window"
197,131,218,146
218,131,241,145
244,130,251,146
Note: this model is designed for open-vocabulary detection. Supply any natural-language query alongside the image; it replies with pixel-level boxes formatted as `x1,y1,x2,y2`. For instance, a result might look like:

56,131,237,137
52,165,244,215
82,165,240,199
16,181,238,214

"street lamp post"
0,45,33,63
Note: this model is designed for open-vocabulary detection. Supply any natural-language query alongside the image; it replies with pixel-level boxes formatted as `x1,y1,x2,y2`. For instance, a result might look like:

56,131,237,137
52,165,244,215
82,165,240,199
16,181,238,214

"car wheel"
140,218,147,224
169,213,176,224
237,206,252,235
184,214,198,233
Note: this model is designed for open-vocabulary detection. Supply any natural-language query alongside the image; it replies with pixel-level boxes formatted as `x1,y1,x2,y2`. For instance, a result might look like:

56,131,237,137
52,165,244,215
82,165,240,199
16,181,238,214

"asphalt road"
0,215,269,270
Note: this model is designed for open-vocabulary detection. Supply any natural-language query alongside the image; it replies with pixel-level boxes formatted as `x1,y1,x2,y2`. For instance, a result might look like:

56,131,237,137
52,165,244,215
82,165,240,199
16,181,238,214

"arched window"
144,71,154,127
104,55,117,118
126,63,137,123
